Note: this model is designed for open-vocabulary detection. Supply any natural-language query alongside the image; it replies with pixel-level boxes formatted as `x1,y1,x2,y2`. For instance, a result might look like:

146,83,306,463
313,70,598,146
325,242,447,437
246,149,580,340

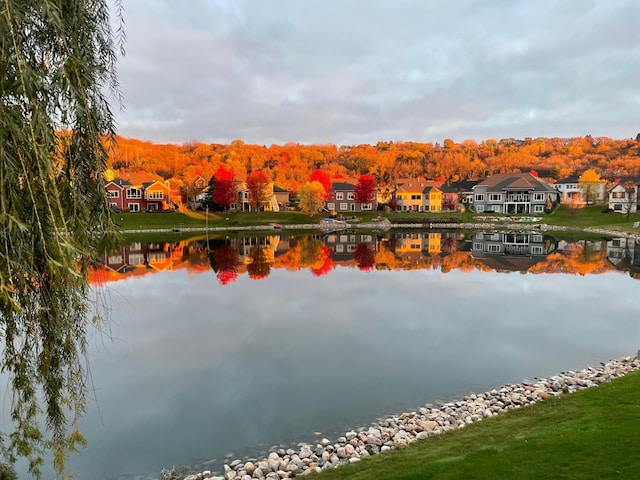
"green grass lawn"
111,205,640,233
311,370,640,480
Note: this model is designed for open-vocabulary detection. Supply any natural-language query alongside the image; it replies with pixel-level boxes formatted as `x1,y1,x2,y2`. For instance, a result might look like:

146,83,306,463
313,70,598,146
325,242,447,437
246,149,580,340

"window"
326,235,336,243
347,192,355,200
476,205,485,212
335,244,344,253
109,202,118,209
350,235,356,242
473,242,483,250
612,239,621,247
396,194,403,200
488,244,501,252
148,252,166,263
327,203,335,211
614,204,622,211
411,194,421,200
347,244,357,252
350,203,356,211
339,202,348,211
533,205,544,213
362,235,372,242
107,190,119,198
474,194,484,201
532,235,543,243
130,242,142,250
361,203,372,210
533,193,545,201
531,246,543,254
489,194,501,201
492,205,502,213
147,190,164,199
126,188,142,199
613,191,624,199
340,235,348,242
108,254,123,264
336,192,344,200
128,253,145,265
128,203,140,212
411,244,420,249
430,205,437,211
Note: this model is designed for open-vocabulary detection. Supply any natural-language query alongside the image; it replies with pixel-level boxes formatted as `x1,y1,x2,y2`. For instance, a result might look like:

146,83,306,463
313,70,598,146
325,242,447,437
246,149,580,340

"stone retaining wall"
185,353,640,480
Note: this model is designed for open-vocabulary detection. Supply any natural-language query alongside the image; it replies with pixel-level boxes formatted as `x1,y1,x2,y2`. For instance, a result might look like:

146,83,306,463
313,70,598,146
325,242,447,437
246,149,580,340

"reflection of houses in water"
471,231,558,271
606,238,640,272
324,232,378,260
99,241,178,274
229,235,287,263
394,232,442,255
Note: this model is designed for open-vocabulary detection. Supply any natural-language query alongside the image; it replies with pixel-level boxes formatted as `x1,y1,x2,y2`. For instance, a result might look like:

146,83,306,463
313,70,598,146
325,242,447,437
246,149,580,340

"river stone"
244,462,255,475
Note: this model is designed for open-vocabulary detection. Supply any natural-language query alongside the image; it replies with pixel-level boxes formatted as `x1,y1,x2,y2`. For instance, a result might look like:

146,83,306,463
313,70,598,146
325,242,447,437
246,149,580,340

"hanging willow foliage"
0,0,122,476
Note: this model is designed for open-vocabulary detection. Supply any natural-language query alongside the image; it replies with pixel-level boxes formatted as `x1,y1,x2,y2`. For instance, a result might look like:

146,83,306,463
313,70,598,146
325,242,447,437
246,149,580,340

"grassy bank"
112,205,640,233
311,369,640,480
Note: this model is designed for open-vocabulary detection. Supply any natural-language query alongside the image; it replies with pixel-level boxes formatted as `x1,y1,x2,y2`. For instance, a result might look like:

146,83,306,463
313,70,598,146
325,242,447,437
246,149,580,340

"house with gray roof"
472,173,559,214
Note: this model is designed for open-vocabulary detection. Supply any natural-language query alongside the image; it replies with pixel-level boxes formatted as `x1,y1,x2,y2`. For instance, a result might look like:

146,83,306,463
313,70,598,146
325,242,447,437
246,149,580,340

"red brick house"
106,177,174,212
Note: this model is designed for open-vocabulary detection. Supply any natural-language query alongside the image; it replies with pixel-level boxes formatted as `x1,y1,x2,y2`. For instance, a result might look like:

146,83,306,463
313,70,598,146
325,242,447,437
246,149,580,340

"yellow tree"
298,181,326,216
578,169,602,204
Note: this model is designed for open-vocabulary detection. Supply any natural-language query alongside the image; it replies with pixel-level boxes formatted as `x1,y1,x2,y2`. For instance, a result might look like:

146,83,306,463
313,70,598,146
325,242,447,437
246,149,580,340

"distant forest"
107,135,640,192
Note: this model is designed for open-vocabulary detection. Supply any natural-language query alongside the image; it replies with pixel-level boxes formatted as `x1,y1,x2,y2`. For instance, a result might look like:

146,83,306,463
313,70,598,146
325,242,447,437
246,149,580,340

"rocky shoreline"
182,353,640,480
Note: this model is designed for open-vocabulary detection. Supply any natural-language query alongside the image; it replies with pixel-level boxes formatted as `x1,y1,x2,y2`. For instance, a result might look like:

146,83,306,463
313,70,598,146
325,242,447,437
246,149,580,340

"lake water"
17,231,640,479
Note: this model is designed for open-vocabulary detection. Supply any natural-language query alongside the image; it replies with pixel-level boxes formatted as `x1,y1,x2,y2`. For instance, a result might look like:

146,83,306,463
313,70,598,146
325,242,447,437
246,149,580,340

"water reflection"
90,231,640,284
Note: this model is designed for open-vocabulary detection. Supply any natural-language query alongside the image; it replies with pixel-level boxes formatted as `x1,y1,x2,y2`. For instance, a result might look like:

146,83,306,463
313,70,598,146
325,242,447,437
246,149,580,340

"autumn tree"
247,247,272,280
354,174,376,205
212,164,237,210
441,194,459,212
578,169,602,204
246,170,271,211
310,169,332,200
299,181,326,215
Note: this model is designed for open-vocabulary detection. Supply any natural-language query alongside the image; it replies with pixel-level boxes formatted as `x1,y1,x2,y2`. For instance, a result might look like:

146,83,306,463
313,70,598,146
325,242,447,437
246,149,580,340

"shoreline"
119,219,640,240
183,352,640,480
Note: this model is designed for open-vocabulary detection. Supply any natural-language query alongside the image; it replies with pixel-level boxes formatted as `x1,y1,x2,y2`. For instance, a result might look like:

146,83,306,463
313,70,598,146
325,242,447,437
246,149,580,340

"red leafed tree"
354,174,376,204
310,169,332,201
246,170,271,211
353,243,375,271
213,164,237,209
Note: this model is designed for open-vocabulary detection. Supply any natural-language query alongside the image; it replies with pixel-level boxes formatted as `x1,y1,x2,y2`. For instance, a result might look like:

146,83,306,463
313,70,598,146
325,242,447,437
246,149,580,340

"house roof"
332,181,356,191
396,180,441,194
475,173,556,193
450,179,482,192
273,185,289,193
554,176,580,185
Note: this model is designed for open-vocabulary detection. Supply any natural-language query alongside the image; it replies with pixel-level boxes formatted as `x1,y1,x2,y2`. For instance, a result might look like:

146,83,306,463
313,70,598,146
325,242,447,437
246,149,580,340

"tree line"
108,135,640,196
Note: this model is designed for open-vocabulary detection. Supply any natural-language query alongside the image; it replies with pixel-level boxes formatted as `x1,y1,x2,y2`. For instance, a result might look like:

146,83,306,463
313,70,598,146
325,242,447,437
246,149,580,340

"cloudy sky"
113,0,639,146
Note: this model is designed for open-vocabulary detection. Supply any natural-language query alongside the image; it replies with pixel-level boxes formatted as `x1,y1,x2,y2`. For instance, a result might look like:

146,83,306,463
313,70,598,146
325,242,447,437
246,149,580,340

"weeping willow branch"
0,1,122,476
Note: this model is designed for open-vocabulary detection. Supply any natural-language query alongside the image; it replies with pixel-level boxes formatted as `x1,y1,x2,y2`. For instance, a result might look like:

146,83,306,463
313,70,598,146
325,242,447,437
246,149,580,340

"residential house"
553,176,606,204
231,180,280,212
273,186,291,210
472,172,559,214
326,181,377,213
325,232,378,260
608,178,639,214
106,177,173,212
393,179,442,212
450,179,482,204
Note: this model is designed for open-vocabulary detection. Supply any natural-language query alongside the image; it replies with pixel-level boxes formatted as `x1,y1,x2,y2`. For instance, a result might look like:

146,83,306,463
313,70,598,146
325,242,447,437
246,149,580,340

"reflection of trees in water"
247,247,272,280
353,243,375,271
212,245,240,285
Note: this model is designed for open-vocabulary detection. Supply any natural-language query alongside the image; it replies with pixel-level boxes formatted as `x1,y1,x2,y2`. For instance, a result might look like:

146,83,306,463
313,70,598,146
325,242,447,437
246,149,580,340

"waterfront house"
393,179,442,212
608,178,640,213
472,172,559,214
326,181,376,213
106,177,173,212
553,176,606,204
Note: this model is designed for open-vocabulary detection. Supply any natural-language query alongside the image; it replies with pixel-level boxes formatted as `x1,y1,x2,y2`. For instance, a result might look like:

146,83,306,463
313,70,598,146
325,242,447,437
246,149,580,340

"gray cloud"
114,0,640,145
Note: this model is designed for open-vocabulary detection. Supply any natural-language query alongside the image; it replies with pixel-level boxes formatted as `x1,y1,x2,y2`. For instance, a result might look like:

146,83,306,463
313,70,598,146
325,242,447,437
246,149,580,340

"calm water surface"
20,233,640,479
